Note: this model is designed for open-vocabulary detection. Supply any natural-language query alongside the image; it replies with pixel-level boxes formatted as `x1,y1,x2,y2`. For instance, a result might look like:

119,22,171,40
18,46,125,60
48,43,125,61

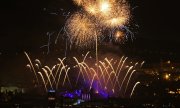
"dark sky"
133,0,179,40
0,0,179,52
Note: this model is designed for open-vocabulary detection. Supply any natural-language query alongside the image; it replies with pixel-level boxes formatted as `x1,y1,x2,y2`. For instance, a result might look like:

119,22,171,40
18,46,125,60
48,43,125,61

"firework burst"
68,0,131,47
73,0,85,6
65,12,101,47
100,1,130,28
113,30,125,42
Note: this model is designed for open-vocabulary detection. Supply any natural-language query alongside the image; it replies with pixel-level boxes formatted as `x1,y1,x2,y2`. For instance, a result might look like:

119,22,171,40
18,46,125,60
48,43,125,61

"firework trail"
24,52,39,85
130,81,140,98
25,52,142,98
124,70,136,95
40,32,54,54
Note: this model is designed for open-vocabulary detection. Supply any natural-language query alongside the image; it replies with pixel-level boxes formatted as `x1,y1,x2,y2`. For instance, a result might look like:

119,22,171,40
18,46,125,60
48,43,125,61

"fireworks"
114,30,125,42
24,0,138,99
25,52,143,98
66,0,131,47
65,12,101,47
115,30,124,38
73,0,85,6
100,1,130,28
99,0,112,13
104,17,128,28
85,3,98,15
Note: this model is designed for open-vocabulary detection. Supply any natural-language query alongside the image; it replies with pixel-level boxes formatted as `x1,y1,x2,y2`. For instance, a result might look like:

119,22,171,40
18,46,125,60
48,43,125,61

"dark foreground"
0,94,179,108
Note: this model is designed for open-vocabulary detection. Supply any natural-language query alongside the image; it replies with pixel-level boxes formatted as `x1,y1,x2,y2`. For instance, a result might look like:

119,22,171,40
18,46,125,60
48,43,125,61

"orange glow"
115,30,123,38
164,74,170,80
65,12,101,47
73,0,84,6
99,1,111,13
168,91,175,94
85,5,98,15
106,17,127,27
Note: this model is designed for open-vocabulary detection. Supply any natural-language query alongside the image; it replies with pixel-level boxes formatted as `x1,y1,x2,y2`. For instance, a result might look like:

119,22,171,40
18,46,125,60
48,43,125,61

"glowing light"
100,1,111,13
115,30,124,38
26,64,31,68
164,74,170,80
168,91,175,94
130,82,140,98
67,0,131,47
48,97,56,100
73,0,84,6
25,52,142,97
65,12,101,47
106,17,127,27
167,60,171,64
95,90,99,94
85,5,98,15
99,2,130,28
113,30,125,42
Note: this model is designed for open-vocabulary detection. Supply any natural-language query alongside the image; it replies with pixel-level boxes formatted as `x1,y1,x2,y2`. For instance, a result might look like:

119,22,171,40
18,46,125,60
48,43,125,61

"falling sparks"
25,52,143,97
113,30,125,42
115,30,123,38
99,0,111,13
23,0,138,100
65,12,101,47
105,17,127,28
65,0,131,47
85,4,98,15
73,0,85,6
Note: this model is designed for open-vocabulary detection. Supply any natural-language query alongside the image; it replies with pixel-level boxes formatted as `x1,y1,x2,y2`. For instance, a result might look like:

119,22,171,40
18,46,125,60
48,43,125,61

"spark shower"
24,0,142,98
65,0,132,47
25,52,143,98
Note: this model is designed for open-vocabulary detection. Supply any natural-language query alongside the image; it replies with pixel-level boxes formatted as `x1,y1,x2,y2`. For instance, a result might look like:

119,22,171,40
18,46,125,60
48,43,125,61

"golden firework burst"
65,12,101,47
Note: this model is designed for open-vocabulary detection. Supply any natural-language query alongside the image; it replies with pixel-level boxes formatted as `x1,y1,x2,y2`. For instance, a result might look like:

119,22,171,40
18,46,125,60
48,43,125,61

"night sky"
0,0,180,84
